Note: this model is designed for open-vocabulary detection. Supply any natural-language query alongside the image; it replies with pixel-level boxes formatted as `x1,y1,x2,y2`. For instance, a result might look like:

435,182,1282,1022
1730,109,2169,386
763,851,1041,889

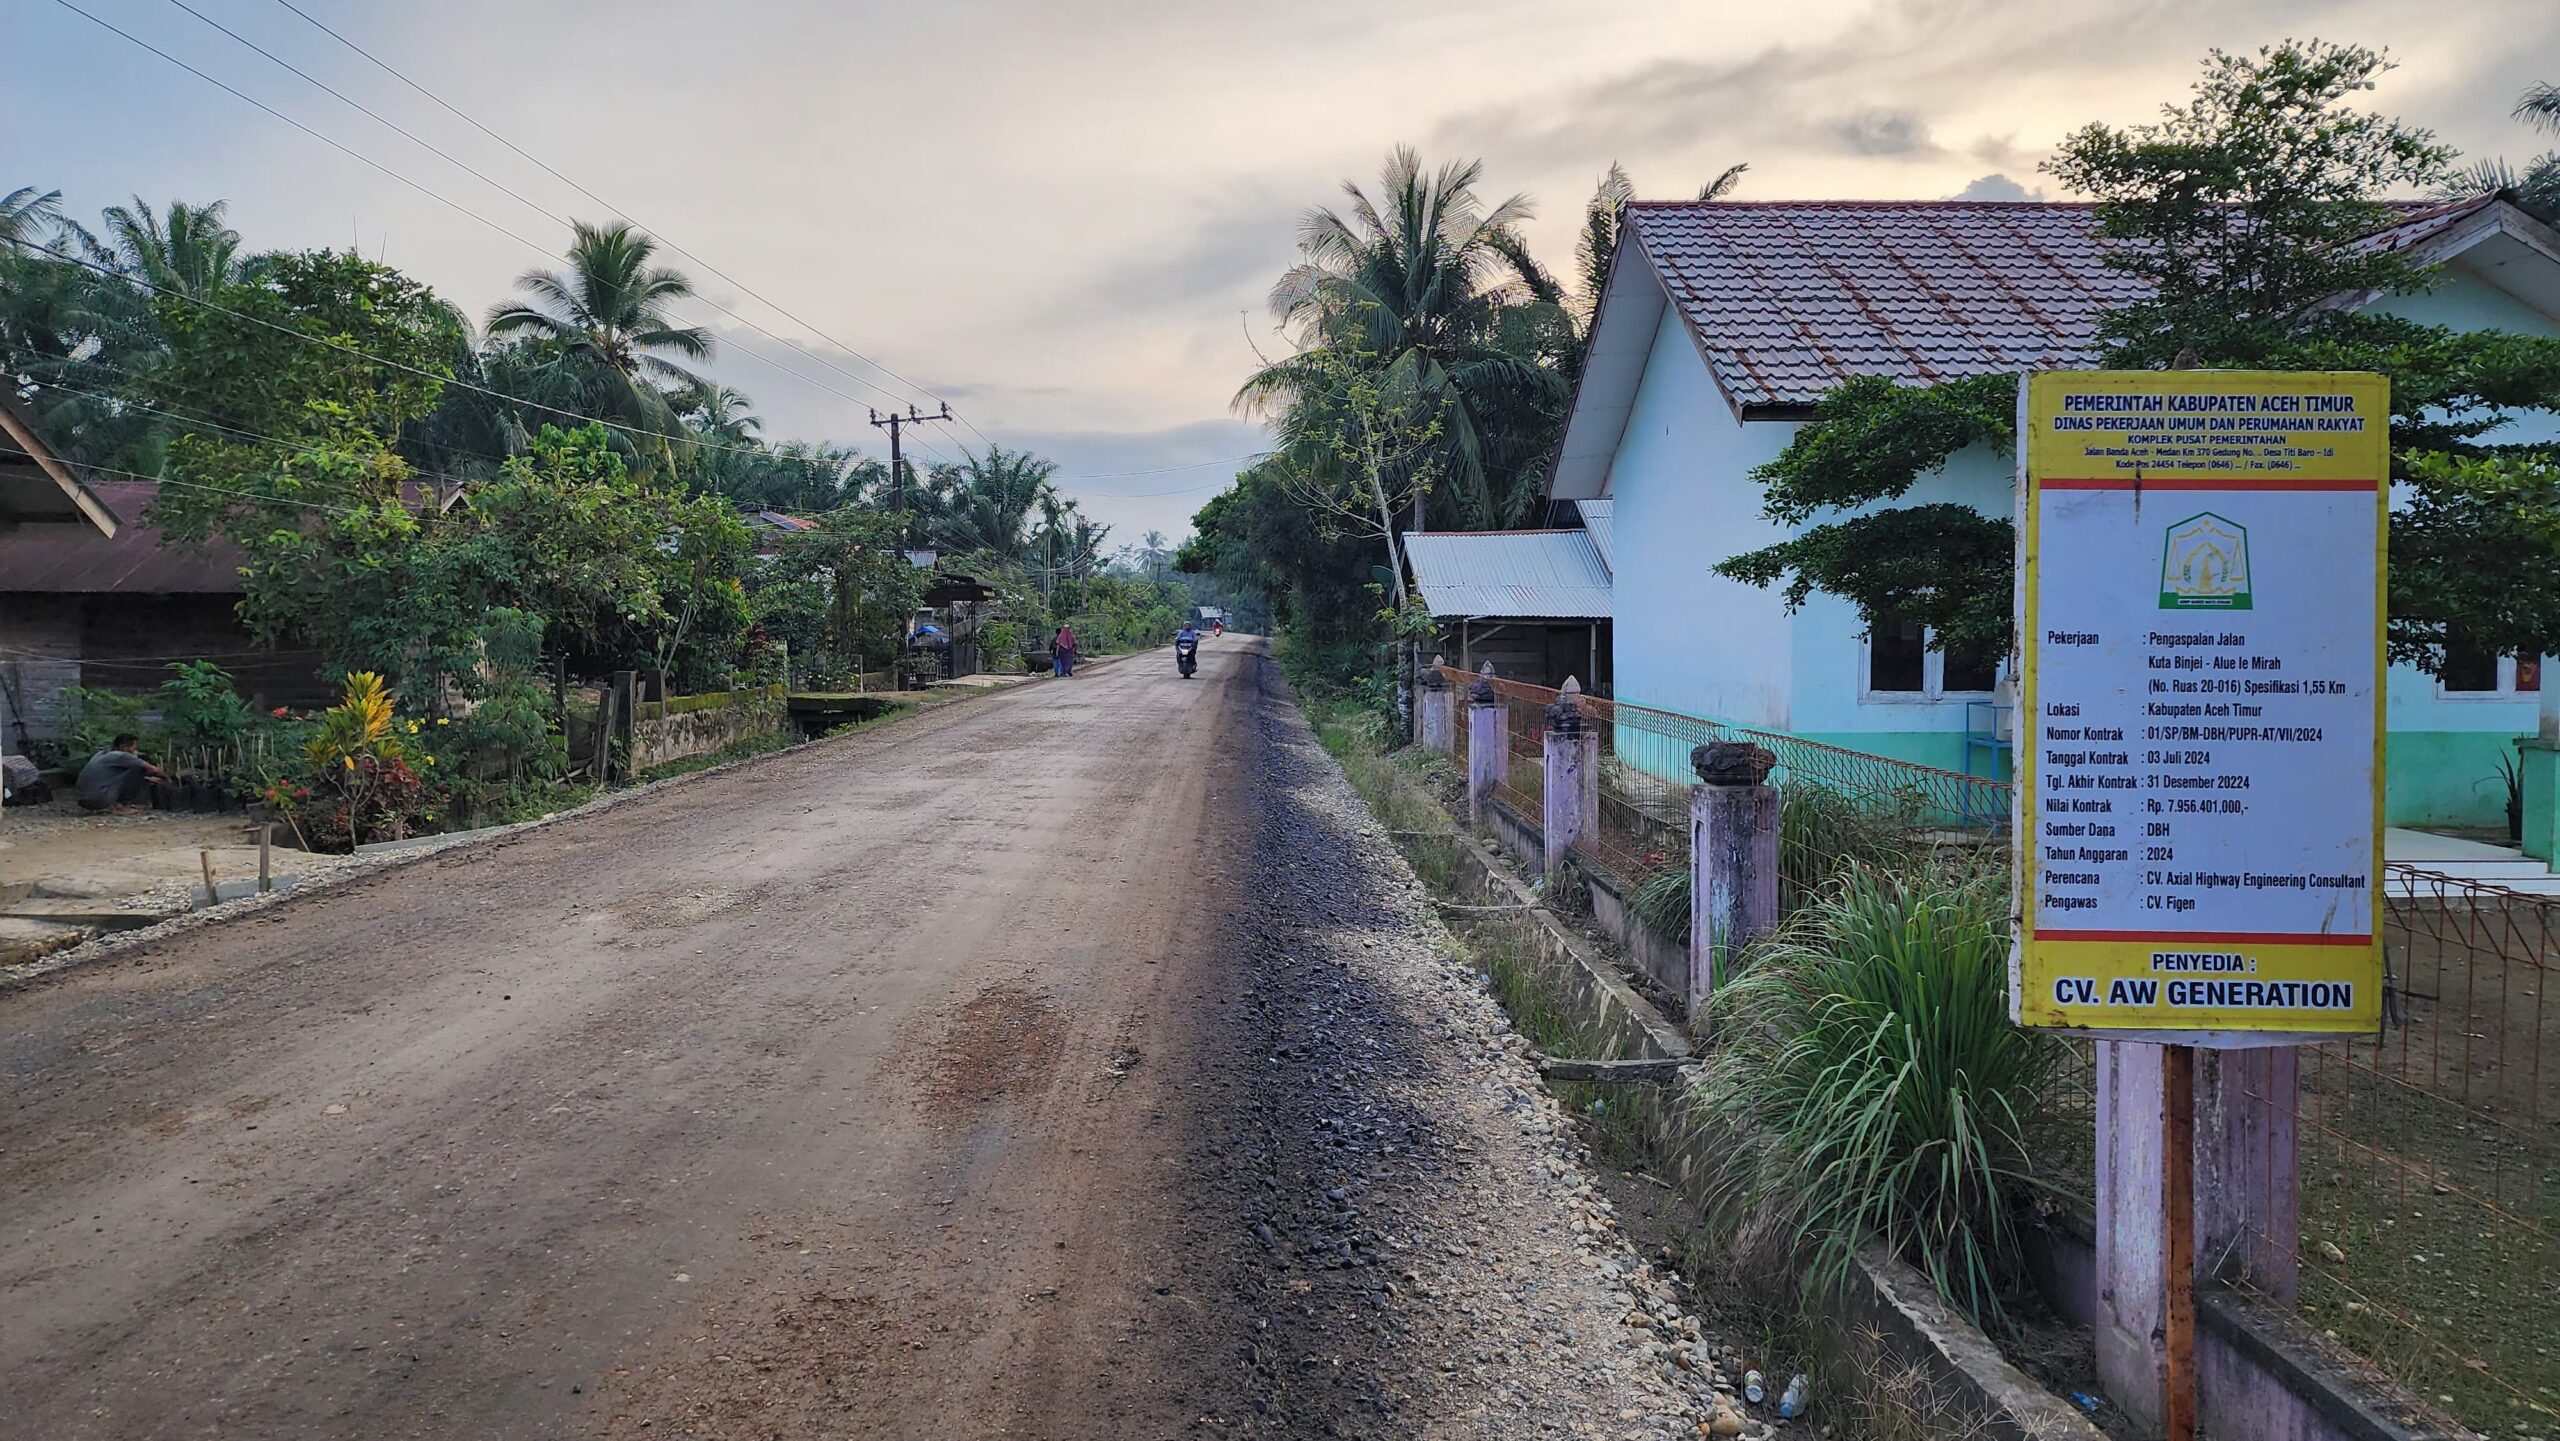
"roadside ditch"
1303,695,2114,1441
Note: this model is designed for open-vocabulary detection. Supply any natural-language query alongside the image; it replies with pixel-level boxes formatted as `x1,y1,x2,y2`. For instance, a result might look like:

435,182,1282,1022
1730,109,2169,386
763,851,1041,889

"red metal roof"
1624,197,2475,412
0,481,246,593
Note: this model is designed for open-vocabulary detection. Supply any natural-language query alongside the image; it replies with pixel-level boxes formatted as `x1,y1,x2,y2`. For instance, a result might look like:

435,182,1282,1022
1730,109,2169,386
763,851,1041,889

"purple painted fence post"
1541,678,1597,877
1417,655,1456,754
1465,664,1506,826
1687,741,1778,1024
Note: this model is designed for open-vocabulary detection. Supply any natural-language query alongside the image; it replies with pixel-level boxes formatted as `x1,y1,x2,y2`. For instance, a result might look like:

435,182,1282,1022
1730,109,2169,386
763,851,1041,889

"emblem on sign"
2158,512,2251,611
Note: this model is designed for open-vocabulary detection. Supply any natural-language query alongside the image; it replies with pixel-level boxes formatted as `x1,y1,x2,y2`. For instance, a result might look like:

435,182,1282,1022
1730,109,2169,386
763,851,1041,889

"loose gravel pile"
1164,656,1786,1439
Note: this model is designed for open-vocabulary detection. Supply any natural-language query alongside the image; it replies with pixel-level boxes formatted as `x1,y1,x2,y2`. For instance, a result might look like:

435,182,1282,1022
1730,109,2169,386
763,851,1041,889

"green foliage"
1716,41,2560,674
1238,147,1571,533
36,687,149,771
1747,375,2019,524
1693,864,2063,1332
752,506,925,679
156,661,254,759
2390,450,2560,670
2045,40,2452,367
448,607,562,783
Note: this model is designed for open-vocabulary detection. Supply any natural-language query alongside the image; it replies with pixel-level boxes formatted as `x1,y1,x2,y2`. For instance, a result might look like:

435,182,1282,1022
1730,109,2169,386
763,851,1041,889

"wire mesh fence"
1430,667,2558,1433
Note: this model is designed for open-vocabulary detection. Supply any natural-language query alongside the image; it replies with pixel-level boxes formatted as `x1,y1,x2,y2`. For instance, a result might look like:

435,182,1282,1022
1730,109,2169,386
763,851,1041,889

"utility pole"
868,403,956,536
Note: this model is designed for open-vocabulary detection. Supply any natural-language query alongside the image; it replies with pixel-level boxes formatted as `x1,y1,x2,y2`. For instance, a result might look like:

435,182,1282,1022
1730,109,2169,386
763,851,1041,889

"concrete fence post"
1417,654,1456,754
2097,1040,2301,1434
1465,663,1506,826
1541,678,1598,877
1686,741,1778,1022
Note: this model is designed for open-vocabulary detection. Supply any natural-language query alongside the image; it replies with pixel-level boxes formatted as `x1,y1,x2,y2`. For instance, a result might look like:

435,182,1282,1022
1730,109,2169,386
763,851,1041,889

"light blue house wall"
2363,278,2560,825
1602,262,2556,828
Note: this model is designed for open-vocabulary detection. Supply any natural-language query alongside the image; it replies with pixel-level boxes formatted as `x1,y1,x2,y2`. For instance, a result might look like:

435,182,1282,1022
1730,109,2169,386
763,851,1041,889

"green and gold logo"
2160,512,2251,610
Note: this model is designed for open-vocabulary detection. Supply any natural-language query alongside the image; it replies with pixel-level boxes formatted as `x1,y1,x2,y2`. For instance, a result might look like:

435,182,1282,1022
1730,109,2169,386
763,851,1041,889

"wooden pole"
198,848,218,908
2164,1042,2199,1441
257,823,273,893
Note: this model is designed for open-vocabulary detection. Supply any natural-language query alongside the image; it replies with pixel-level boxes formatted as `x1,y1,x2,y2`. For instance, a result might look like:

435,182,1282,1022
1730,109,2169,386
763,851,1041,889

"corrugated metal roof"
0,481,245,593
1403,529,1611,620
1574,499,1614,574
1621,198,2483,413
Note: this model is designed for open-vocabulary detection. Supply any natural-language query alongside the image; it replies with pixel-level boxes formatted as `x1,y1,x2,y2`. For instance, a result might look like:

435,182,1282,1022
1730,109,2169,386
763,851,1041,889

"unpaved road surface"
2,641,1730,1439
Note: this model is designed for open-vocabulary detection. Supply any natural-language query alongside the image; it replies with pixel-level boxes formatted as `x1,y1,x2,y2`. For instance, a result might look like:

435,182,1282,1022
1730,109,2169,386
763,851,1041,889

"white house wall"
1608,303,1796,738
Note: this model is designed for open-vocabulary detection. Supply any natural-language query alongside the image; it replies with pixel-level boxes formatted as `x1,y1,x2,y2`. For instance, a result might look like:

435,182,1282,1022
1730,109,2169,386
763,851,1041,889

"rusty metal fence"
1433,668,2558,1435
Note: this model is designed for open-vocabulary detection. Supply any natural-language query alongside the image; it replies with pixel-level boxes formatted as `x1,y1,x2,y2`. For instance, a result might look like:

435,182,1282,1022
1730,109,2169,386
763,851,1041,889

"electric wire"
262,0,990,453
139,0,967,470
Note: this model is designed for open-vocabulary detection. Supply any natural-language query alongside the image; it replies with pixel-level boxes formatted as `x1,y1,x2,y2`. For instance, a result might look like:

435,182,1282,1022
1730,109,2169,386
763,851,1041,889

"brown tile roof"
0,481,246,593
1626,197,2477,412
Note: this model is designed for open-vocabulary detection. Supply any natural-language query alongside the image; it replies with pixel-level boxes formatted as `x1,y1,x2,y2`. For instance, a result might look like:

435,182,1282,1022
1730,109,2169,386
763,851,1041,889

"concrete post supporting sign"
1687,741,1778,1021
2196,1047,2299,1303
1465,663,1506,826
1417,655,1456,755
2095,1040,2170,1433
2096,1041,2303,1433
1541,678,1598,877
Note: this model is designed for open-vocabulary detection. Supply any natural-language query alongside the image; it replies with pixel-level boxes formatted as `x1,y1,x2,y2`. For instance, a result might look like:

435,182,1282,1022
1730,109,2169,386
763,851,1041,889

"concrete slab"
2385,827,2524,862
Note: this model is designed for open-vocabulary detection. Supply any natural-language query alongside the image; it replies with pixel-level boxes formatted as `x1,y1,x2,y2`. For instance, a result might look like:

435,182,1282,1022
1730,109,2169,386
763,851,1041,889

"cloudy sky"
16,0,2559,543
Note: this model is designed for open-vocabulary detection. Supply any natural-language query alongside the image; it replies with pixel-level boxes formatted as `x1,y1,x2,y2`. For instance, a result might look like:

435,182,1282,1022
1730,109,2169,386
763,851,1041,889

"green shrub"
36,686,151,770
1691,862,2061,1331
158,661,255,767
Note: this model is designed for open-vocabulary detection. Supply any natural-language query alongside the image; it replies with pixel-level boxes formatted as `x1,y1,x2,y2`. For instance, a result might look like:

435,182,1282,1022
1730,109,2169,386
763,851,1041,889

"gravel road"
0,639,1738,1439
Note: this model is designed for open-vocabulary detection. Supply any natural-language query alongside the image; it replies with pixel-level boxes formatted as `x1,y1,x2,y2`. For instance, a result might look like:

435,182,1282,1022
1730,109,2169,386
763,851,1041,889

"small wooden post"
1540,678,1596,877
257,823,273,893
2164,1043,2199,1441
1465,664,1507,826
198,848,218,908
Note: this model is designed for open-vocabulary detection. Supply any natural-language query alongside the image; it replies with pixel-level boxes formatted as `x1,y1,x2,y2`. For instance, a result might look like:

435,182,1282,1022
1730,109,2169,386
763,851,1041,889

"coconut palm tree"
934,445,1056,562
486,220,712,453
684,383,761,444
99,197,247,296
2436,82,2560,219
1238,147,1572,530
2522,83,2560,133
0,186,67,246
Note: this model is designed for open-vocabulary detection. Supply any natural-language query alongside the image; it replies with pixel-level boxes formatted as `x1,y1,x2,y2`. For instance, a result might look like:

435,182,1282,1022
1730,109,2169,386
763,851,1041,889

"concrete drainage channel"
1423,818,2107,1441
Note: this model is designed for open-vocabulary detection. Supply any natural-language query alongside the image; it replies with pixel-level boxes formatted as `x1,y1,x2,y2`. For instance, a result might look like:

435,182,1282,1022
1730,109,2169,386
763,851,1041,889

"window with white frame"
1863,612,2001,700
2437,644,2542,698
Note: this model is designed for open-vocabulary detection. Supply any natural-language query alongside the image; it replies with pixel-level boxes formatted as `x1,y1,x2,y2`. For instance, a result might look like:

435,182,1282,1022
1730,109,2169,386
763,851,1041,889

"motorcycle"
1175,634,1200,679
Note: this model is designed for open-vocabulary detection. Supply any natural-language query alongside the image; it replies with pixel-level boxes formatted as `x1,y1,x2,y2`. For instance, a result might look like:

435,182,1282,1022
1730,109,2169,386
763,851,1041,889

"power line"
263,0,987,456
116,0,963,470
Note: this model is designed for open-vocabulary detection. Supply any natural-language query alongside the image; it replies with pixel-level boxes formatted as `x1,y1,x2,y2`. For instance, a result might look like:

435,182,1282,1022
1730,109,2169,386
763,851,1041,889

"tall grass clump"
1691,862,2061,1331
1777,781,1922,915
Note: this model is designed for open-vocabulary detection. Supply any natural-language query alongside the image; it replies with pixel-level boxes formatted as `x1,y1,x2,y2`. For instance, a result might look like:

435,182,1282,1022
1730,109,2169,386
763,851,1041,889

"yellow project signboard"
2012,371,2387,1038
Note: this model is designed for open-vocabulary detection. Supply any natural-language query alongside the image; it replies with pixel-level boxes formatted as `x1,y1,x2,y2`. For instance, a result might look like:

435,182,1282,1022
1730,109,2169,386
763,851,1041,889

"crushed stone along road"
0,639,1730,1440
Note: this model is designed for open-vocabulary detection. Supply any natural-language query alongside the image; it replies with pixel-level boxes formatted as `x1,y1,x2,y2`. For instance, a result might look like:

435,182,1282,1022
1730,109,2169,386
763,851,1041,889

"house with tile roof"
1548,193,2560,827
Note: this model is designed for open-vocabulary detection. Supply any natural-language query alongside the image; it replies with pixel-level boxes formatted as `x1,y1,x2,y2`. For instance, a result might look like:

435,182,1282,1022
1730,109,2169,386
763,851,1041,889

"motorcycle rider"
1174,619,1200,677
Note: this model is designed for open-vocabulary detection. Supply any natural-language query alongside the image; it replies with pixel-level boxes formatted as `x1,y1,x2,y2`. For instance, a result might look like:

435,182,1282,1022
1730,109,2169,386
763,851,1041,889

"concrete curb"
0,670,1050,996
